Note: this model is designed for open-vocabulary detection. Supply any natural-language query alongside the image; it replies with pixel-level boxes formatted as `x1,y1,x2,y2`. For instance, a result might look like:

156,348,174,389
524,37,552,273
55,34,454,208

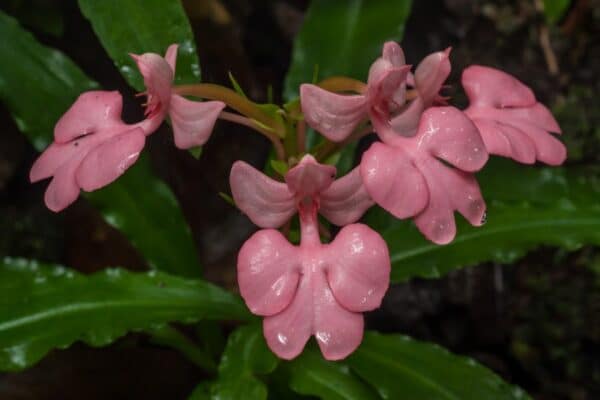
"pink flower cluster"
30,45,224,211
31,42,565,361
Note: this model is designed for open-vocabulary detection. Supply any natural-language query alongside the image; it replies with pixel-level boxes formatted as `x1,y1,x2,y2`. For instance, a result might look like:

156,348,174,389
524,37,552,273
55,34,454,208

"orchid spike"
130,44,226,149
229,155,373,228
31,44,226,212
462,65,566,165
360,106,489,244
234,155,389,360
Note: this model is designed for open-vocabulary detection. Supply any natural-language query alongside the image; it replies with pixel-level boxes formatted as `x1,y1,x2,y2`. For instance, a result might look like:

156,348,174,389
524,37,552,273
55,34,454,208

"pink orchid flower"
462,66,566,165
231,155,390,360
30,44,225,212
360,106,489,244
300,41,450,142
230,155,373,228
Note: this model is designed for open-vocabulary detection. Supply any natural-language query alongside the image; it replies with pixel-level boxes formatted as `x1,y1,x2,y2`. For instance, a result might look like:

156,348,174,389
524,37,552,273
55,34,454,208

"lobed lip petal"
229,161,296,228
169,94,225,149
326,224,390,312
54,91,125,143
300,84,368,142
320,167,374,226
237,229,300,316
75,128,145,192
285,154,336,198
463,66,566,165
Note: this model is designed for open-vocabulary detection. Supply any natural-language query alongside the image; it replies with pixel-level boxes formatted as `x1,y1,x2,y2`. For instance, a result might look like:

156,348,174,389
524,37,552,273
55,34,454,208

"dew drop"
480,212,487,225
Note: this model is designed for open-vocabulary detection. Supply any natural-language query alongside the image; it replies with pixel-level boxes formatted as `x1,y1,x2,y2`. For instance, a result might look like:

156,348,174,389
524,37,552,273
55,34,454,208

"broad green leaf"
0,257,250,372
211,324,279,400
0,10,98,151
365,160,600,283
86,155,201,277
77,0,200,90
543,0,571,24
284,0,412,100
286,345,379,400
348,332,530,400
0,12,201,277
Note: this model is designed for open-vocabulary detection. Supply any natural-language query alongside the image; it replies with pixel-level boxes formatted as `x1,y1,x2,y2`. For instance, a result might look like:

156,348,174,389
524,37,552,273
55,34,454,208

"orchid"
30,45,225,212
232,155,389,360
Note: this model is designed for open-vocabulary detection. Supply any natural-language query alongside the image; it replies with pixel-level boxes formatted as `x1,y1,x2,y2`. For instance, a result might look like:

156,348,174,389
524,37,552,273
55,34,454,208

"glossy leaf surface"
365,159,600,282
284,0,412,100
78,0,200,90
347,332,531,400
0,258,250,372
211,324,278,400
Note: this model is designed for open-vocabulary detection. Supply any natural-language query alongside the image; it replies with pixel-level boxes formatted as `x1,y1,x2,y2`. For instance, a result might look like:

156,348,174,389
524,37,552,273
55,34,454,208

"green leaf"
365,160,600,283
284,0,412,100
543,0,571,24
0,12,201,277
347,332,531,400
77,0,200,90
286,345,379,400
211,324,279,400
0,257,250,372
86,155,201,278
0,10,98,151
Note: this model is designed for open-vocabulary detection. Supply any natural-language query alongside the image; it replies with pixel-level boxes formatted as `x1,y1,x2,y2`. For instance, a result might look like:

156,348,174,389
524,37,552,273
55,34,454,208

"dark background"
0,0,599,399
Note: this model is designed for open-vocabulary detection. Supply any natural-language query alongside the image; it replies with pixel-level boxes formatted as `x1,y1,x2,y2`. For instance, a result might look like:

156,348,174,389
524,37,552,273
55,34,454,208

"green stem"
149,325,218,373
219,111,285,160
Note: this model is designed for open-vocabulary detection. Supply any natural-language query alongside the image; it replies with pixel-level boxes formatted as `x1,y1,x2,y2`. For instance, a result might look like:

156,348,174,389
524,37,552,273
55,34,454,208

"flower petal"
414,159,486,244
169,94,225,149
76,128,145,192
164,44,178,72
300,84,368,142
326,224,390,312
313,270,364,361
414,48,451,105
462,65,535,108
263,275,312,360
360,142,428,219
43,159,82,212
417,107,488,172
285,155,336,198
54,91,125,143
237,229,300,316
131,52,173,111
320,167,374,226
472,119,537,164
230,161,295,228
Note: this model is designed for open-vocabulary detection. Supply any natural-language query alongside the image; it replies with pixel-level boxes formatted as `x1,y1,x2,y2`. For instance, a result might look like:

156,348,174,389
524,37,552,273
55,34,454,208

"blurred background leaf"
0,257,250,372
542,0,571,24
77,0,200,90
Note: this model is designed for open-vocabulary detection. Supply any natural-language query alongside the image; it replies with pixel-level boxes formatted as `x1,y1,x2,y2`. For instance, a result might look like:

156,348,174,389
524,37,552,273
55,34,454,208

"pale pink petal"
368,65,411,107
388,96,424,138
43,161,81,212
131,52,173,113
229,161,295,228
285,155,336,198
263,275,312,360
382,41,406,66
417,107,488,172
75,128,145,192
164,44,178,72
237,229,300,316
360,142,428,219
463,66,565,165
320,167,374,226
54,91,125,143
312,270,364,361
300,84,368,142
30,140,88,182
472,119,537,164
326,224,390,312
414,159,486,244
169,94,225,149
462,65,535,108
414,48,451,105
